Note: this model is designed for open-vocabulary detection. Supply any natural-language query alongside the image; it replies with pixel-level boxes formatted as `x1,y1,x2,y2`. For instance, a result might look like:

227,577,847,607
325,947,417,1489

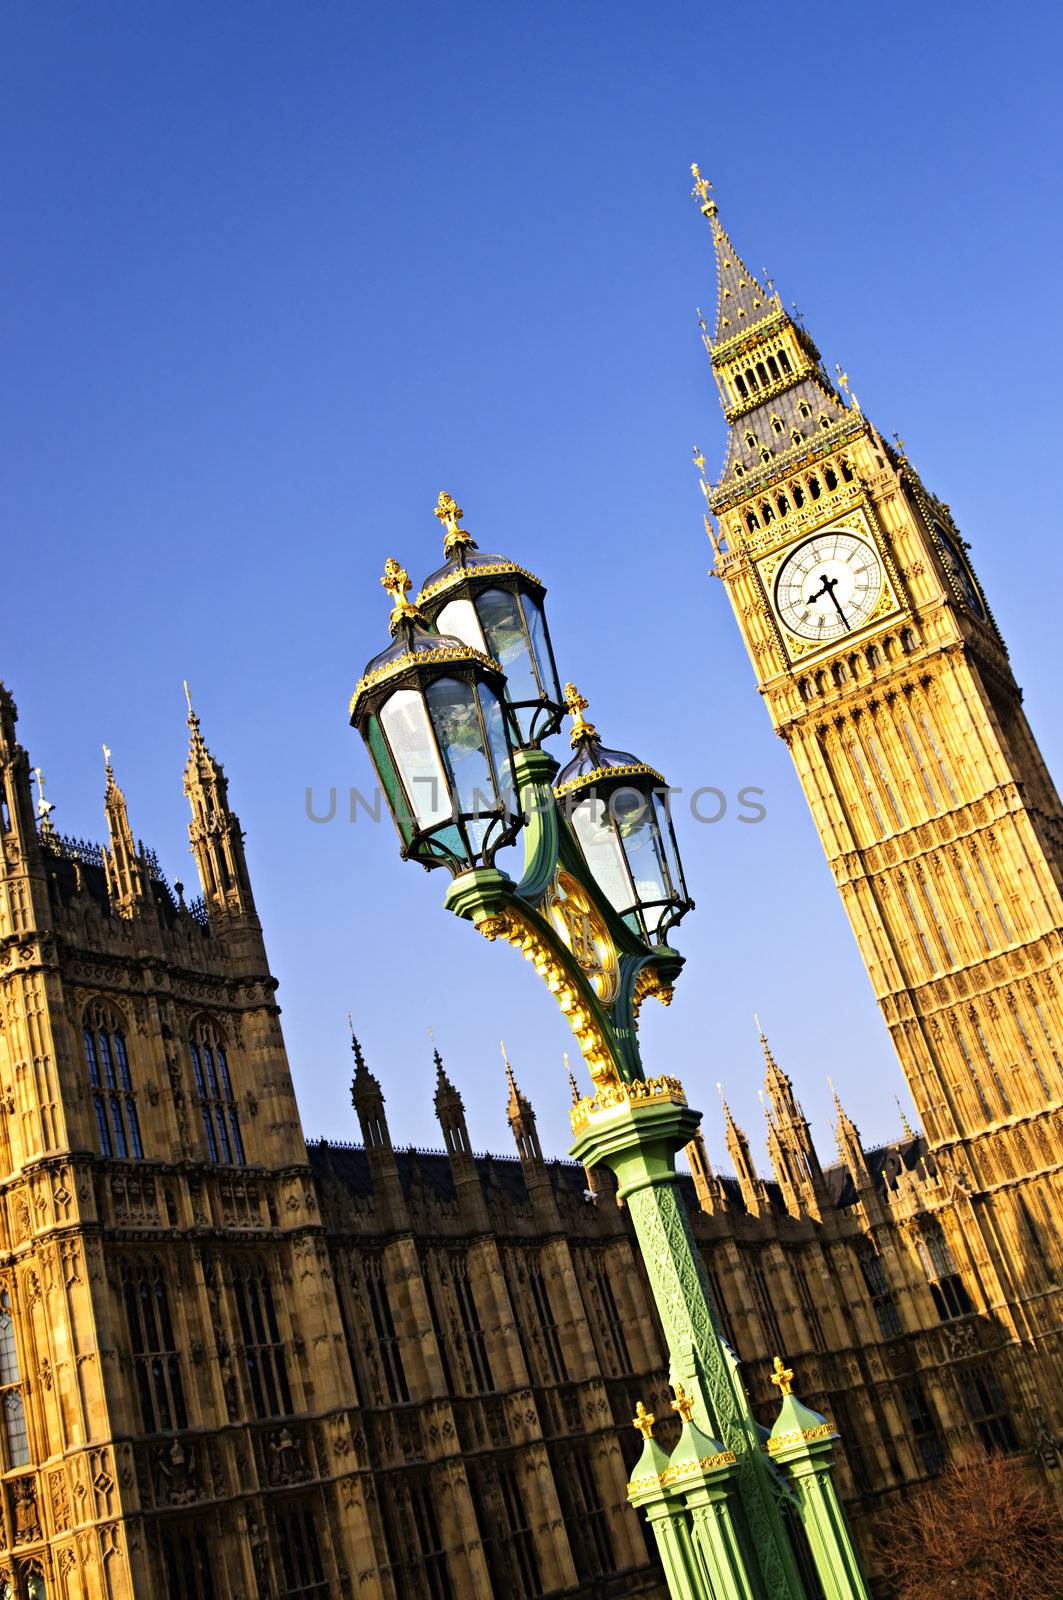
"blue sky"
4,1,1061,1176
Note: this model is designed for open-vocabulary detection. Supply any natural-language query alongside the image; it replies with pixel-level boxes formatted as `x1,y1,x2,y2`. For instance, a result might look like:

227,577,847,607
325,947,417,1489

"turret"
349,1026,408,1229
831,1081,875,1203
758,1020,826,1220
503,1043,560,1223
102,746,147,915
0,682,50,934
433,1048,488,1228
684,1125,724,1216
719,1086,768,1218
182,685,259,937
503,1041,542,1163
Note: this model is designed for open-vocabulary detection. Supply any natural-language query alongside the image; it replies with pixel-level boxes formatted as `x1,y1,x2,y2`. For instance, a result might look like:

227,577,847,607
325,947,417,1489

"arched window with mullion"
0,1291,30,1468
189,1020,246,1166
83,1004,143,1160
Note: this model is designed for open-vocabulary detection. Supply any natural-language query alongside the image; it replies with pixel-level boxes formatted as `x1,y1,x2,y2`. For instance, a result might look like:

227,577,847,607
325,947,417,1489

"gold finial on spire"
434,491,477,559
692,444,706,476
770,1356,794,1398
690,162,717,218
381,557,422,633
632,1400,656,1441
671,1383,696,1424
834,364,862,414
563,682,597,748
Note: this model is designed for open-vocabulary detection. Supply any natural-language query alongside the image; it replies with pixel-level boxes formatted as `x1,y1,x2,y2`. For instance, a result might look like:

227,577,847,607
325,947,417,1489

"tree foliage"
874,1456,1063,1600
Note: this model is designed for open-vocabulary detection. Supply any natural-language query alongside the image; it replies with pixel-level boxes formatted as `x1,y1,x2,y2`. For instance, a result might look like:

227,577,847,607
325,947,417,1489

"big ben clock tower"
691,166,1062,1307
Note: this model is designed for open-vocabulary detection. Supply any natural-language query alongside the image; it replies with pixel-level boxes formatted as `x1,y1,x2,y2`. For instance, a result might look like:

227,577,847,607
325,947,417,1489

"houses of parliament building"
0,185,1061,1600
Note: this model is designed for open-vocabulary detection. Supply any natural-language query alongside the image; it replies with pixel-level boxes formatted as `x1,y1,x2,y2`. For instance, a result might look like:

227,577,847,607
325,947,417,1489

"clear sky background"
3,2,1061,1177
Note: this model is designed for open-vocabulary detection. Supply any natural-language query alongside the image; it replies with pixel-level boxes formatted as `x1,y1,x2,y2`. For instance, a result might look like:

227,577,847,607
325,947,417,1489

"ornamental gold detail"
475,905,618,1086
631,965,674,1027
660,1450,737,1485
570,1074,687,1134
543,869,620,1007
765,1423,836,1454
348,644,503,718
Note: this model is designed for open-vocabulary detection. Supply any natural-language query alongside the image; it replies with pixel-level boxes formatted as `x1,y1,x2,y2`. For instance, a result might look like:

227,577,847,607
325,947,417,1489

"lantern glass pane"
653,792,685,900
523,592,561,702
425,676,496,816
571,797,633,914
477,588,538,705
478,683,515,817
436,597,488,654
613,788,670,930
367,717,413,839
379,689,451,828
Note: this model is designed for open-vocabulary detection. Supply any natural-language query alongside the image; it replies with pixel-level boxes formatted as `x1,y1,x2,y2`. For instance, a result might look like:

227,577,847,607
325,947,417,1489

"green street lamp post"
349,492,872,1600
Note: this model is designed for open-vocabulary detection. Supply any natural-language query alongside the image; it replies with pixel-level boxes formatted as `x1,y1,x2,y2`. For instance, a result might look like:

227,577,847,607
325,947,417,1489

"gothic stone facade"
0,679,1059,1600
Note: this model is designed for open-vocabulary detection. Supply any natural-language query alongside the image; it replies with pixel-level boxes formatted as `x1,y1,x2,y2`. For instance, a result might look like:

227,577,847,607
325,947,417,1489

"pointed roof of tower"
756,1014,791,1101
501,1041,533,1123
348,1018,381,1104
689,167,859,509
830,1078,866,1167
182,681,226,792
717,1083,752,1162
690,166,780,344
433,1046,463,1113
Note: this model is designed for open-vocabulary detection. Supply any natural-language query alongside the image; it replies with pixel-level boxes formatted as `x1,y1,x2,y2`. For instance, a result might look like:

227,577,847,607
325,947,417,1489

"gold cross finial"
563,682,597,748
770,1356,794,1397
632,1400,656,1441
671,1383,696,1424
434,491,476,558
690,162,717,217
893,433,907,457
692,444,706,475
381,557,422,632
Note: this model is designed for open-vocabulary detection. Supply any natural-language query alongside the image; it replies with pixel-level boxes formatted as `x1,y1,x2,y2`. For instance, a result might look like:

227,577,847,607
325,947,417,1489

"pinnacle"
433,1046,461,1108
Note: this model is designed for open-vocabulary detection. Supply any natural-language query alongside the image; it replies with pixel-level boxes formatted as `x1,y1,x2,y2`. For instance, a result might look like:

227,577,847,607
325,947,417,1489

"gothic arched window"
189,1020,245,1166
121,1259,187,1433
231,1261,292,1418
83,1003,143,1160
0,1292,29,1469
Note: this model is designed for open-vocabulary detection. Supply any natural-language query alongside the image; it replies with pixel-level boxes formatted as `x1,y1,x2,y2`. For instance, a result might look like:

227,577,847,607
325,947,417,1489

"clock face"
931,520,986,619
773,531,884,643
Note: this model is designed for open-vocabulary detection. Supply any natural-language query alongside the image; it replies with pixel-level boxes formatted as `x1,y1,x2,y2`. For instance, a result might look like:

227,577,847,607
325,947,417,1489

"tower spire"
102,745,146,913
690,166,778,344
501,1041,545,1169
718,1083,767,1217
182,687,258,928
688,165,849,500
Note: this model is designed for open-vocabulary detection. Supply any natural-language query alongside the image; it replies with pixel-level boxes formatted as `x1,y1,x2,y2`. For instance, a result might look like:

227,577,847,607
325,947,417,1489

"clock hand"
807,571,850,628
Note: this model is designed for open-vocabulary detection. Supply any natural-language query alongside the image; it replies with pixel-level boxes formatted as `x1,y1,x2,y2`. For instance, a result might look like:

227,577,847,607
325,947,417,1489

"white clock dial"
773,530,884,643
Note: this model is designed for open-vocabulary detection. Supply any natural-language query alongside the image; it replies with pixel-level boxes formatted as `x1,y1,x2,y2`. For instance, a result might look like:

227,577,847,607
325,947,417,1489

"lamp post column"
571,1088,808,1600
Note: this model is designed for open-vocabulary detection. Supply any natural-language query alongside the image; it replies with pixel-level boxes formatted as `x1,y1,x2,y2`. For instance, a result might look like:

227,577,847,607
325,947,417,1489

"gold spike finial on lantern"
380,557,422,633
690,162,717,218
770,1355,794,1397
671,1383,696,1424
434,491,477,559
632,1400,656,1440
563,682,597,748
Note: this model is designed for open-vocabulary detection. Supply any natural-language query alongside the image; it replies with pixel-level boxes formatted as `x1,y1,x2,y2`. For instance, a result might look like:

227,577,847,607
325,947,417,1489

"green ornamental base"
571,1079,870,1600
